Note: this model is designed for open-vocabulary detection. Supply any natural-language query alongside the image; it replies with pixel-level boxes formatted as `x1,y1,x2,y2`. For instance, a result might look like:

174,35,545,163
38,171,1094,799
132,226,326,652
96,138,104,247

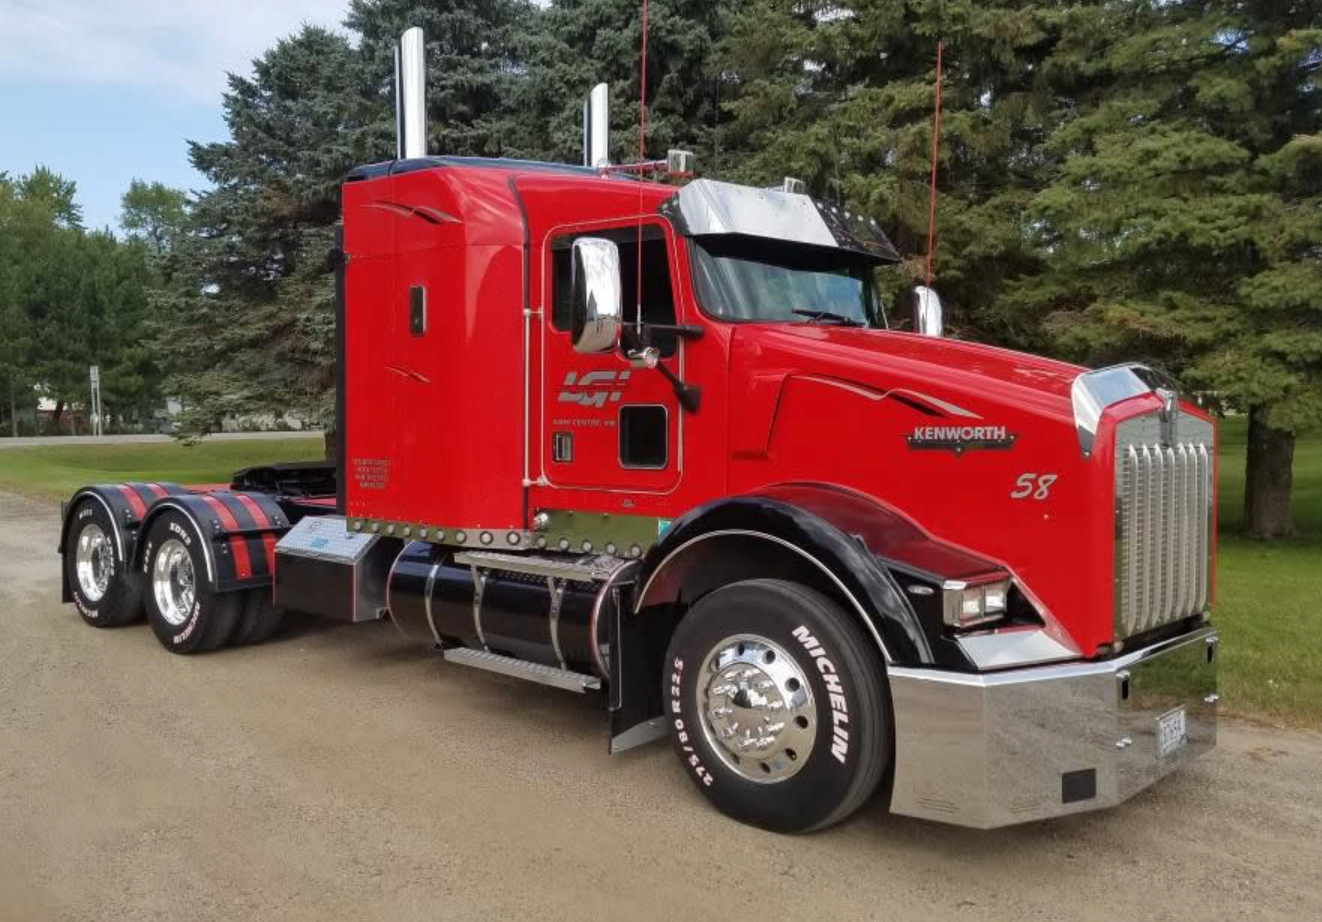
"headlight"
941,579,1010,629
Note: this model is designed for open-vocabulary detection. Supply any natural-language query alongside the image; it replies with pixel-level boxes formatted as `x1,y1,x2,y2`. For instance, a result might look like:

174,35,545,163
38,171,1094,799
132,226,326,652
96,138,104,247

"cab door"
538,220,683,495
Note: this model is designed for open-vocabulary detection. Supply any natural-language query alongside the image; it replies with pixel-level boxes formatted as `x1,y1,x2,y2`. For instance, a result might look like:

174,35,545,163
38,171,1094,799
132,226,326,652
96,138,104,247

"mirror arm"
642,323,704,340
623,332,702,414
654,362,702,413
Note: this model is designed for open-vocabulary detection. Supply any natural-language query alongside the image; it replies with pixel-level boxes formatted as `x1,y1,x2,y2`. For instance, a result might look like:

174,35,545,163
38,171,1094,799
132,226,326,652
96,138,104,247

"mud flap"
608,599,672,754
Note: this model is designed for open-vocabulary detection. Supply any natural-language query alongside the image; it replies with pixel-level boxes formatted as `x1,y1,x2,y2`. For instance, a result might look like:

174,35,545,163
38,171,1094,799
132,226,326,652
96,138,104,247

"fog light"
942,579,1011,629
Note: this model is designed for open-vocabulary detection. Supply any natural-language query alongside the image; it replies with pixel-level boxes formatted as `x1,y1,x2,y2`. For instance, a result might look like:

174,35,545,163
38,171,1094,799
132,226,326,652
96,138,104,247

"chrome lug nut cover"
698,634,816,783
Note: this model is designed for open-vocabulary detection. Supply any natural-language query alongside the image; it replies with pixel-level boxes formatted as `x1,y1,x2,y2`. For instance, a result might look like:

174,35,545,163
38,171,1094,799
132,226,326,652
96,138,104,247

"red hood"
724,323,1113,654
732,325,1083,422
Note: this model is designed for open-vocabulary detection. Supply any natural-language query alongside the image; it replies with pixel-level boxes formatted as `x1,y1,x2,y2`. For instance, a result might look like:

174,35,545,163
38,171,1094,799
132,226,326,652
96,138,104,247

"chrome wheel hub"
698,634,816,783
152,539,195,627
75,523,113,602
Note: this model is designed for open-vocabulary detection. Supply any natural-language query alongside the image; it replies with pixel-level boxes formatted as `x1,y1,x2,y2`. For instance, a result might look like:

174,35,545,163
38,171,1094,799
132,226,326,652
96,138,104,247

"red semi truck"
58,28,1219,832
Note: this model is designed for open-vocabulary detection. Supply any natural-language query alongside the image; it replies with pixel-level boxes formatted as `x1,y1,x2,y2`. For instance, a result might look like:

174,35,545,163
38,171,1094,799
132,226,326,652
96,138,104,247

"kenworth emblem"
559,370,631,408
907,424,1017,454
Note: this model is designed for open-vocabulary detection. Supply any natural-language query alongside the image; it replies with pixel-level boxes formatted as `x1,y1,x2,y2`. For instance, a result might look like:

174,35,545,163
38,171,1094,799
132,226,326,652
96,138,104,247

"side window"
619,405,668,468
550,225,677,357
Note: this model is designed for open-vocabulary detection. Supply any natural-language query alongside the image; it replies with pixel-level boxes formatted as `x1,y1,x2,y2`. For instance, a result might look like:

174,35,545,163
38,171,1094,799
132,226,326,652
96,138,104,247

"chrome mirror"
913,285,944,337
570,238,623,354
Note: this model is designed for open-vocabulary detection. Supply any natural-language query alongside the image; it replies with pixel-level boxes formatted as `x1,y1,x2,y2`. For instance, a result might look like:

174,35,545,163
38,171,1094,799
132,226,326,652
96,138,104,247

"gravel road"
2,489,1320,922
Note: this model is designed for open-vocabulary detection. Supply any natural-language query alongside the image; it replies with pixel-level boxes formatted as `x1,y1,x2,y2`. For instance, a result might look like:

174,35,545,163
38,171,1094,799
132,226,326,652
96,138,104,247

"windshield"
690,236,884,328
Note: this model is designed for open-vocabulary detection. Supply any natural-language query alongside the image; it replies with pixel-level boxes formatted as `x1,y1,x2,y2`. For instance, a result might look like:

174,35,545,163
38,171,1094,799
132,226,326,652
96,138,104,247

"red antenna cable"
924,40,943,289
635,0,649,335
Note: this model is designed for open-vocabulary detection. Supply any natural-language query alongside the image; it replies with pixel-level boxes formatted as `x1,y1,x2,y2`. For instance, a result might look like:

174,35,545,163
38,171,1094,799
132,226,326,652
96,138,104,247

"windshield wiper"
791,309,864,327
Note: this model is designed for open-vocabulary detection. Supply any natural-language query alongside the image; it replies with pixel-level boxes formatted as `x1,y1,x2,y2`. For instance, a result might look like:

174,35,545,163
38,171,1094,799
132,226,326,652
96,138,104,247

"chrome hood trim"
1071,363,1180,456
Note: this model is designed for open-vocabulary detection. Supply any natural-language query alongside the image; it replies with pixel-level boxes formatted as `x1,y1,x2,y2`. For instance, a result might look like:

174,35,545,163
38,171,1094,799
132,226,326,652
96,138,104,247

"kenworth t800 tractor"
59,28,1217,832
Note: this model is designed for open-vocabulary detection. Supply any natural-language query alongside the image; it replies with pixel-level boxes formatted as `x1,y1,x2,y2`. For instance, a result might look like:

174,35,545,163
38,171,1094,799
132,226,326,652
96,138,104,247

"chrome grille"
1114,412,1214,639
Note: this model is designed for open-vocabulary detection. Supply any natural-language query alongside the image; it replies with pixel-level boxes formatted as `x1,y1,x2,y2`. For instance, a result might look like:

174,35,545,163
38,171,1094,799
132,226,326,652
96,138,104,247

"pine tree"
717,1,1072,339
510,0,734,165
157,3,534,452
1021,0,1322,538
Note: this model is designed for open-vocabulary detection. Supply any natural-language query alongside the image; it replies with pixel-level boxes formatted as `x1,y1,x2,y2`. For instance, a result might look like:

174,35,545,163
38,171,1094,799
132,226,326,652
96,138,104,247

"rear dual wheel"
664,579,892,833
65,503,285,652
65,498,143,627
142,511,241,654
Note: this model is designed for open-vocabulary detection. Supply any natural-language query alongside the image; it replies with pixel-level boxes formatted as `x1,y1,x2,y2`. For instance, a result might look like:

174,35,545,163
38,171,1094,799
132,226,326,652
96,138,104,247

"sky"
0,0,351,232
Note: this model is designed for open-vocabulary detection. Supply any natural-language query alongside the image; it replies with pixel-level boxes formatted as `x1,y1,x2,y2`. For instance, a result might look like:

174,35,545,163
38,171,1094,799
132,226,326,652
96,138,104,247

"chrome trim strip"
455,549,626,582
636,528,892,663
383,541,413,639
547,576,567,669
422,562,442,646
471,568,488,651
589,562,636,679
72,490,123,562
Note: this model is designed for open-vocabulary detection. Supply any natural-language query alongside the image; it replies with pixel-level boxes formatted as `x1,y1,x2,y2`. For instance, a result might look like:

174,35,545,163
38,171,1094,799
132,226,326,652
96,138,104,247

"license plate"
1157,707,1187,758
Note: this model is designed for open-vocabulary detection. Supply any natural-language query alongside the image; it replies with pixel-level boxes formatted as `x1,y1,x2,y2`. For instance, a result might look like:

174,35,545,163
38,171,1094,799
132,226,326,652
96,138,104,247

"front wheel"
664,579,892,833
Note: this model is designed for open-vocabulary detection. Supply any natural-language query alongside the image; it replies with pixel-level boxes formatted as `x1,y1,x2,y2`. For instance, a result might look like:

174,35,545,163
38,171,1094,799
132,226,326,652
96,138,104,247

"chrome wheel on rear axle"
75,523,113,603
697,634,817,783
152,539,195,627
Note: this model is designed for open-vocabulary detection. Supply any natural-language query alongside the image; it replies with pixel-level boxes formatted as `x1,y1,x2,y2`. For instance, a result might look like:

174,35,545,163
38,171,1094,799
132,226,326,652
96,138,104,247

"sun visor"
659,179,900,262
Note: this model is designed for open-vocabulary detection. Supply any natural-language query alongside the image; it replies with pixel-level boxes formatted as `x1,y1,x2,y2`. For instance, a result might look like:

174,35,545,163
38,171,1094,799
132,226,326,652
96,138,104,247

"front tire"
142,510,241,654
664,579,892,833
64,498,142,627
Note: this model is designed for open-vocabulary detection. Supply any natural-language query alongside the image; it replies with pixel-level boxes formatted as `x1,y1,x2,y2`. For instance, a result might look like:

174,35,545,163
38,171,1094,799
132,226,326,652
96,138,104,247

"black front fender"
635,488,934,666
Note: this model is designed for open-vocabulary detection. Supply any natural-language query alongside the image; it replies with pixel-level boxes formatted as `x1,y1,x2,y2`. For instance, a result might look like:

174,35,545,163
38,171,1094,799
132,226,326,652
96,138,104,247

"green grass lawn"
0,425,1317,725
1212,417,1322,726
0,438,324,502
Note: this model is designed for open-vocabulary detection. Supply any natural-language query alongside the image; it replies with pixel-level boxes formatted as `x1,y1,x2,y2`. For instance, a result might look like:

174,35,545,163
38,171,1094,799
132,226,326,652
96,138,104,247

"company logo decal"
907,424,1017,454
558,371,631,408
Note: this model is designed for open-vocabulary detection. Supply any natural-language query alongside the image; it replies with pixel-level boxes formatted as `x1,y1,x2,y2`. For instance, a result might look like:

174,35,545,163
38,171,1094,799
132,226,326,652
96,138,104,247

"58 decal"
1011,472,1057,500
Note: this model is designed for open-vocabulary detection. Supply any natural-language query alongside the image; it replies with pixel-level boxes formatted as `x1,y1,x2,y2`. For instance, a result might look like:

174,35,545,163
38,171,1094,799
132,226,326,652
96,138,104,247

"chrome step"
453,550,625,584
442,646,602,693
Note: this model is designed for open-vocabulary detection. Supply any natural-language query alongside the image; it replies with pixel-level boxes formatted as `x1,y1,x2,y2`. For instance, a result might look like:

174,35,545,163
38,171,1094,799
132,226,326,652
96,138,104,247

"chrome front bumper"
887,626,1219,828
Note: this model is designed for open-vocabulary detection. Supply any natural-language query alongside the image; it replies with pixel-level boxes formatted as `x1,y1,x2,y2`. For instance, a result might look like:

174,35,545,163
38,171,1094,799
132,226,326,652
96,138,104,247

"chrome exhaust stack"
394,27,427,160
583,83,609,167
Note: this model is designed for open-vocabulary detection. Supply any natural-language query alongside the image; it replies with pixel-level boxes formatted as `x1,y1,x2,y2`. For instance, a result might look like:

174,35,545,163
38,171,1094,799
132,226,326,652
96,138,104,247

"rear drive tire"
229,590,285,646
64,498,143,627
142,510,242,654
664,578,892,833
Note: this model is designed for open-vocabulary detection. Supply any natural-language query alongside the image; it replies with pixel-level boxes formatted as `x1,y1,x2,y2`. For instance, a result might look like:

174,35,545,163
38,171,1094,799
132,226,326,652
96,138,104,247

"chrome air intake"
1113,408,1214,639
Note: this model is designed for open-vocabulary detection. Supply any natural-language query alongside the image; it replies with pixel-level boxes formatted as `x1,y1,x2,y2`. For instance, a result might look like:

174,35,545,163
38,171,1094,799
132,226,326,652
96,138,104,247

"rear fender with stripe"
59,482,186,603
133,491,291,594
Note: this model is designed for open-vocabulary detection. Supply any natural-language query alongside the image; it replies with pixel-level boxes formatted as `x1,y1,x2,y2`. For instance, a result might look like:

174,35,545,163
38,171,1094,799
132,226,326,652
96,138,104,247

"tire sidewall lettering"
670,657,714,788
791,625,851,766
173,599,202,644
